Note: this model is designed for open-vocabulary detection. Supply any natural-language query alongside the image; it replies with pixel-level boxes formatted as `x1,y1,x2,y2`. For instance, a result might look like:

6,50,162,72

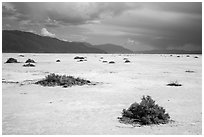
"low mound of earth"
5,58,18,63
23,63,35,67
25,59,36,63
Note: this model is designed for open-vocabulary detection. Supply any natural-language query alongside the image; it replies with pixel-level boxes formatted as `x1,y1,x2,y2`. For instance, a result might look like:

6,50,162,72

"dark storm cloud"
87,2,139,19
45,2,139,25
143,2,202,14
44,23,60,28
2,3,32,27
2,5,16,17
3,2,138,26
102,2,202,51
2,2,202,51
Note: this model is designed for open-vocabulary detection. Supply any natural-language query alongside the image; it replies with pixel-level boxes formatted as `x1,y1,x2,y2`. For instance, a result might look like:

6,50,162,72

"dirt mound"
25,59,36,63
5,58,18,63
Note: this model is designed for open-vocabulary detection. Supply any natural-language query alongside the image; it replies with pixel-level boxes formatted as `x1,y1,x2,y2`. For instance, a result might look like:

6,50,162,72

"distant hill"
2,30,106,53
134,50,202,54
95,44,133,53
3,30,201,54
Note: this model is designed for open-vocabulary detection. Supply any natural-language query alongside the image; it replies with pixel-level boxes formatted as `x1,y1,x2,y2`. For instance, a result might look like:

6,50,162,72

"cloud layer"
2,2,202,51
41,28,56,38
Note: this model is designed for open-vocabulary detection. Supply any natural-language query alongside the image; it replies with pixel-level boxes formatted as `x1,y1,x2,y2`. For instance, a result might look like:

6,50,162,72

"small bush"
109,61,115,64
77,59,84,62
124,60,130,63
35,73,91,87
185,70,194,73
23,63,35,67
19,55,24,57
194,56,198,58
167,81,182,86
25,59,35,63
74,56,85,59
5,58,18,63
56,60,60,62
102,61,108,63
186,55,190,57
118,95,170,125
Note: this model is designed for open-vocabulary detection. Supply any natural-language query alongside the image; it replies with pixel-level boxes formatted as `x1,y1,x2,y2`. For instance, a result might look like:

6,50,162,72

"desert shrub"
186,55,190,57
19,55,24,57
167,81,182,86
56,60,60,62
177,56,180,57
109,61,115,64
77,59,84,62
185,70,194,73
23,63,35,67
118,95,170,125
74,56,85,59
124,60,130,63
5,58,18,63
25,59,35,63
35,73,91,87
102,61,108,63
194,56,198,58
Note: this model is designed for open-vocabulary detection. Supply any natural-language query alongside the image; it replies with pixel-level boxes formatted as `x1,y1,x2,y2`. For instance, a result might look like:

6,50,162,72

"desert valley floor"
2,53,202,135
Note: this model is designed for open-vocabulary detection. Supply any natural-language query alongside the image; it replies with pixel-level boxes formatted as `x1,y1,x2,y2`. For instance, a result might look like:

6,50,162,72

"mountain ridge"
2,30,106,53
95,43,133,53
134,49,202,54
2,30,202,54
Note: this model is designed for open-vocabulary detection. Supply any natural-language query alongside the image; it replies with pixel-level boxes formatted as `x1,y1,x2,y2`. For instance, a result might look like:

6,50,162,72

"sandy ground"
2,53,202,135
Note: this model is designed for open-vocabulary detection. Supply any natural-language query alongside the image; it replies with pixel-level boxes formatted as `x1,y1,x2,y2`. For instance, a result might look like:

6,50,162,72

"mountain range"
95,44,133,53
134,50,202,54
2,30,202,54
2,30,106,53
2,30,132,54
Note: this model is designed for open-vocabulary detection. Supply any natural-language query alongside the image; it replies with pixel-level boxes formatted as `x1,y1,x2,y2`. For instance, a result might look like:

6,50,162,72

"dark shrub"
170,55,172,56
5,58,18,63
35,73,91,87
167,81,182,86
19,55,24,57
109,61,115,64
23,63,35,67
118,95,170,125
186,55,190,57
74,56,85,59
102,61,108,63
177,56,180,57
124,60,130,63
185,70,194,73
56,60,60,62
194,56,198,58
77,59,84,62
25,59,35,63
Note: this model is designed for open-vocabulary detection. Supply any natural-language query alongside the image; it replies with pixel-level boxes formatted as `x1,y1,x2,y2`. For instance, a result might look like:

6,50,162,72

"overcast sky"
2,2,202,51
